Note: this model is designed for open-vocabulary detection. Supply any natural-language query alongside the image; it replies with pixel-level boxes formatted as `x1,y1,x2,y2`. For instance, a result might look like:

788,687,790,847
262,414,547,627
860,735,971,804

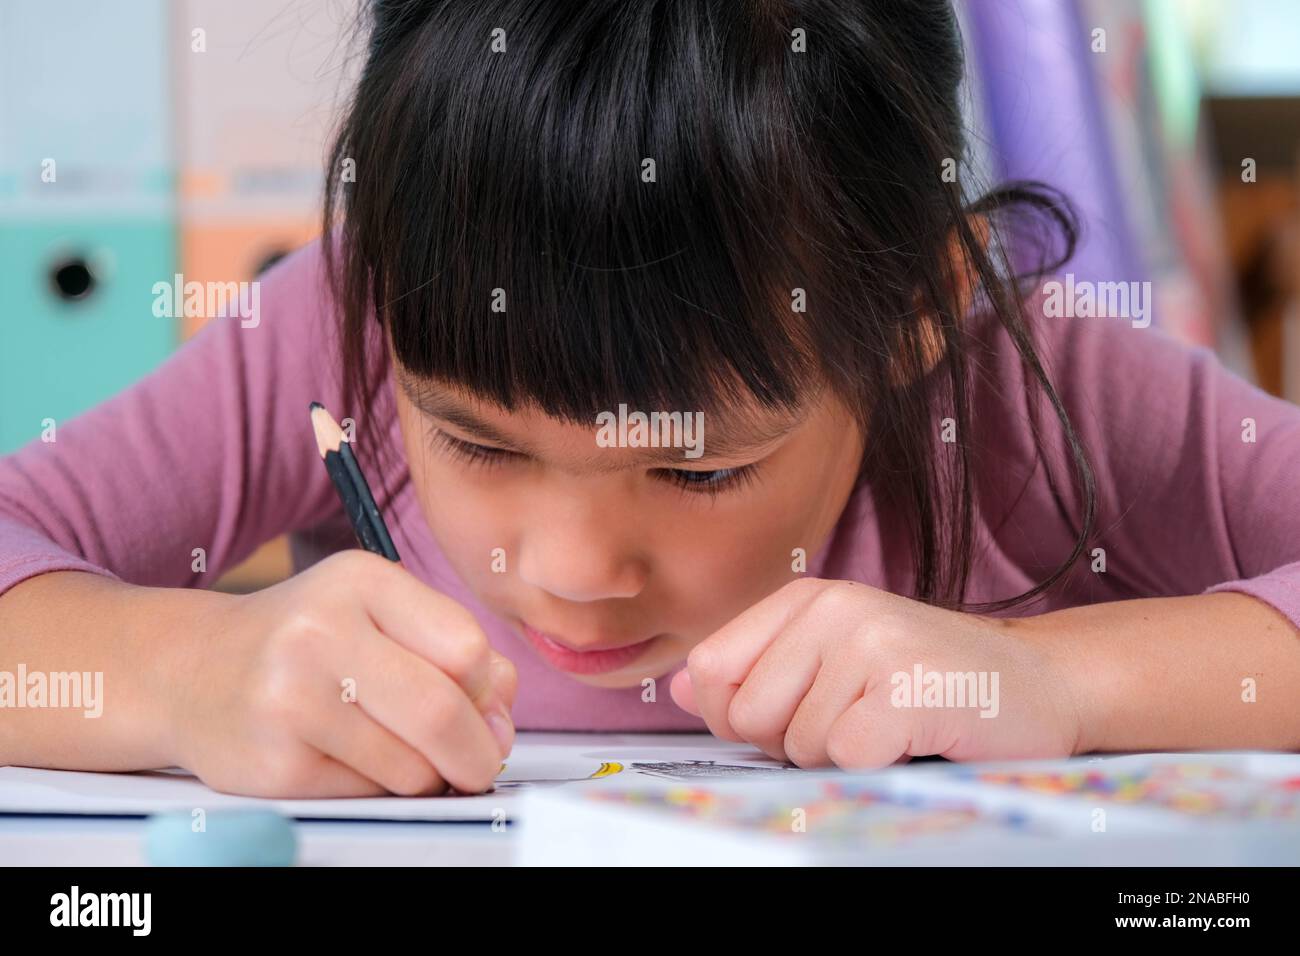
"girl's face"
394,371,865,689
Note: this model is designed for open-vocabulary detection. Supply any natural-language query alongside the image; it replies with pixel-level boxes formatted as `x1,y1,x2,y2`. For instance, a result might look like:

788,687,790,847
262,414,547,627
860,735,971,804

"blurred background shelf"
2,0,1298,591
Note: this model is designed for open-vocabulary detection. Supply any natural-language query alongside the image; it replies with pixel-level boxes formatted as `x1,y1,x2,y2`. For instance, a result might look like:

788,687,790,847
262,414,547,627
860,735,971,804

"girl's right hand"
171,549,517,798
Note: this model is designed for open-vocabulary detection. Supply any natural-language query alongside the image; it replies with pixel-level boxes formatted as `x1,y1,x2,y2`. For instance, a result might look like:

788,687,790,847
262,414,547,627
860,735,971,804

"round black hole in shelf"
49,256,97,302
253,248,290,277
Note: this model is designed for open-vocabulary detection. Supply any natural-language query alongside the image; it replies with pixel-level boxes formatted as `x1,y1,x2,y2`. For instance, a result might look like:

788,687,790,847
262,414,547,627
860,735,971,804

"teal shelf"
0,219,177,453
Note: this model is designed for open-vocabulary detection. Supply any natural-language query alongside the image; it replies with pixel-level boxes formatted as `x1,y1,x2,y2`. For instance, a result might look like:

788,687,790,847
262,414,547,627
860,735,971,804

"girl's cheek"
431,486,509,550
410,464,513,568
652,527,796,637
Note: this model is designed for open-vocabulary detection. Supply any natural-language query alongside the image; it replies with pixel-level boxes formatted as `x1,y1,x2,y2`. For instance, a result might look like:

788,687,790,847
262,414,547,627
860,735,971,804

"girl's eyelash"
431,429,760,497
656,464,758,498
430,430,516,468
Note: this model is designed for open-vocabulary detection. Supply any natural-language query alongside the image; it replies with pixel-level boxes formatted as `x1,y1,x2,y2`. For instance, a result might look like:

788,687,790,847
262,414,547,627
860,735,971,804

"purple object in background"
963,0,1149,292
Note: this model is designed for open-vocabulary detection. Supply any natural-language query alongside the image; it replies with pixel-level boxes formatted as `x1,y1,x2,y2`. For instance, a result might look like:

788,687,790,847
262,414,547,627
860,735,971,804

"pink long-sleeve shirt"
3,239,1299,730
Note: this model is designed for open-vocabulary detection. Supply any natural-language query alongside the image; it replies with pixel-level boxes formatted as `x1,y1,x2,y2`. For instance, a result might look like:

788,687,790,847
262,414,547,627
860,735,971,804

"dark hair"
323,0,1095,613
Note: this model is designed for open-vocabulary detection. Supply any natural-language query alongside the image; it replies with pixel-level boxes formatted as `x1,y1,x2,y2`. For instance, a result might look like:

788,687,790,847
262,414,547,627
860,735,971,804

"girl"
2,0,1298,798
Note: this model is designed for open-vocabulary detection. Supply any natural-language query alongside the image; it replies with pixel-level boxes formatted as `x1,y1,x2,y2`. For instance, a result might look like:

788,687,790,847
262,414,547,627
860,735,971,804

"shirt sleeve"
968,298,1300,633
0,240,347,596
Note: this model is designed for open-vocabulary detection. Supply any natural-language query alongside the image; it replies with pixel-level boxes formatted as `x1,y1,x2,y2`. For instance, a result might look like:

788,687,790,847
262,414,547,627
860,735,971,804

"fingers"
782,661,872,767
302,699,450,797
825,691,916,770
684,580,824,743
356,554,499,709
668,668,697,714
724,627,824,761
489,652,519,710
276,754,390,799
484,653,519,755
338,629,507,792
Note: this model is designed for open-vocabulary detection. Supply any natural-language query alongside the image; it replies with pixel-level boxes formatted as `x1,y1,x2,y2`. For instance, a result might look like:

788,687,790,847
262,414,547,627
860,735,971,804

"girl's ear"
948,213,991,319
889,214,989,388
887,314,945,388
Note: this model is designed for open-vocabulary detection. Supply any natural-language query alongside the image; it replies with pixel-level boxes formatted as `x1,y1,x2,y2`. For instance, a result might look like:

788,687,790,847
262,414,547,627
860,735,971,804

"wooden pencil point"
310,402,346,458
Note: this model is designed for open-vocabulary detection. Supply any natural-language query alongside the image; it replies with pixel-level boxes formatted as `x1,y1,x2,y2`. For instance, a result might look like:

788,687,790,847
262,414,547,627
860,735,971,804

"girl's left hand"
669,578,1085,767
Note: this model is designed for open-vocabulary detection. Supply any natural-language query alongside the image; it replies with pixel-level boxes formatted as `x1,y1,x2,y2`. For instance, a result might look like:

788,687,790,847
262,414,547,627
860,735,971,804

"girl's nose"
516,520,647,603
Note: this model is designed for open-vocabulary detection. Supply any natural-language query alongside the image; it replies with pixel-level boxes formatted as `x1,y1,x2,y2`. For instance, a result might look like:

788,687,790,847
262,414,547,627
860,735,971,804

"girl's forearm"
1006,592,1300,753
0,571,227,770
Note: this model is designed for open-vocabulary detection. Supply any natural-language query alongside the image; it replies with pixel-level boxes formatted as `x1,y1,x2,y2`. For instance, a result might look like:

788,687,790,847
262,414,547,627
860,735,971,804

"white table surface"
0,816,515,866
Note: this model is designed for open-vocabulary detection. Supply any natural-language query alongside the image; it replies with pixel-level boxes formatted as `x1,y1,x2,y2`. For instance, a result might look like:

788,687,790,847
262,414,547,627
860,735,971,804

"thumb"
488,653,519,711
669,667,700,715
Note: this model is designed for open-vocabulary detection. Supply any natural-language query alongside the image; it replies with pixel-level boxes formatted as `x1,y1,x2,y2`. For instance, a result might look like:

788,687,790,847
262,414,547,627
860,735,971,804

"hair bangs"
347,0,822,424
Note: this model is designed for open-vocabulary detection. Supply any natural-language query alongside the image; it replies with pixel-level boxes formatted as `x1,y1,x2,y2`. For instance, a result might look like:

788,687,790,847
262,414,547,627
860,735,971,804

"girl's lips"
519,623,656,675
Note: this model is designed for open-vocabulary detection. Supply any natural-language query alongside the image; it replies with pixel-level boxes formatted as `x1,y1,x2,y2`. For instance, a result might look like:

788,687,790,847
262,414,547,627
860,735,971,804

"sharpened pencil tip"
309,403,345,457
309,401,323,412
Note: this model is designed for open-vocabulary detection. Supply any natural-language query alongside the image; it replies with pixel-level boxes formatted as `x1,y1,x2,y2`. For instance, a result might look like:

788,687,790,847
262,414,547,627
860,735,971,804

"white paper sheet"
0,733,790,822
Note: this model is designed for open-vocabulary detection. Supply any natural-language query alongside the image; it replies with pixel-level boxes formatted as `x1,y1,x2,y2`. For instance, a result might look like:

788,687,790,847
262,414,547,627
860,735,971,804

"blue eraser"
145,809,297,867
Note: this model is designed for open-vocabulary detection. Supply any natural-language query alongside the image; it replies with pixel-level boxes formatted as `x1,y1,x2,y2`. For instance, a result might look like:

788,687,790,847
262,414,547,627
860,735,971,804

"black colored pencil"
309,402,400,562
338,438,399,560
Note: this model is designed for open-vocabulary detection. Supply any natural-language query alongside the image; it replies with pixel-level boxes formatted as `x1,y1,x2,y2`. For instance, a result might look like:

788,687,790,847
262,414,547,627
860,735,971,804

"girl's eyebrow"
397,376,804,465
400,379,527,450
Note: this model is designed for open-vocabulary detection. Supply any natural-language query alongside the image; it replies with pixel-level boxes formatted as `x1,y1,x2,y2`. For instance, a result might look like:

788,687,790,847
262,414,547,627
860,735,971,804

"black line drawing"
629,760,796,780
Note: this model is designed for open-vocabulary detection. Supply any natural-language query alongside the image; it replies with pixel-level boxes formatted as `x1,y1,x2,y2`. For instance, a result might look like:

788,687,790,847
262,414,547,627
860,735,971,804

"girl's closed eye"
654,464,759,497
429,429,760,497
430,429,516,469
